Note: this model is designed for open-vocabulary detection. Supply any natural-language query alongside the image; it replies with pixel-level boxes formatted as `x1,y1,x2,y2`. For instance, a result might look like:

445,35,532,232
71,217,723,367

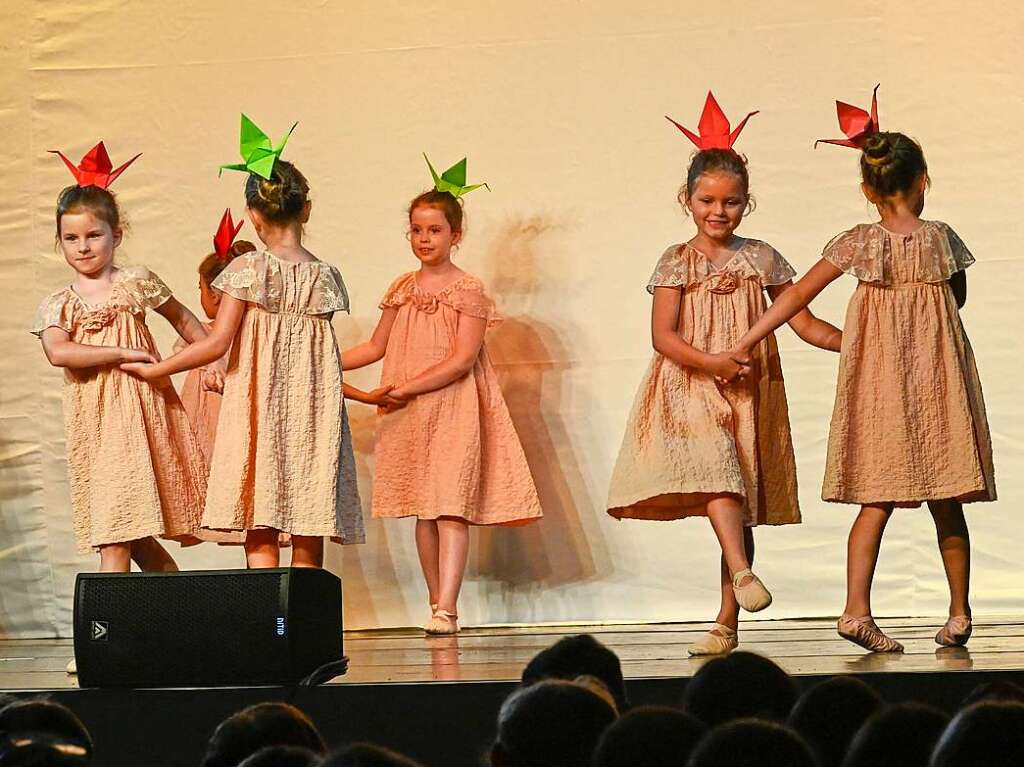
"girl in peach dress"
607,95,842,656
32,146,207,573
732,92,995,652
125,152,385,566
342,160,543,634
174,216,256,466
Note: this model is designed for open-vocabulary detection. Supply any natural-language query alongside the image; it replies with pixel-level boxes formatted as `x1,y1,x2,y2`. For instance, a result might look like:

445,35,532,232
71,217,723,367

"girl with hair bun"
125,116,381,567
606,93,842,657
731,86,995,653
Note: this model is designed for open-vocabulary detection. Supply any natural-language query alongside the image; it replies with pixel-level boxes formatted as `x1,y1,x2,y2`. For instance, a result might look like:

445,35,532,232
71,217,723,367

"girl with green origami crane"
123,115,388,567
339,155,543,635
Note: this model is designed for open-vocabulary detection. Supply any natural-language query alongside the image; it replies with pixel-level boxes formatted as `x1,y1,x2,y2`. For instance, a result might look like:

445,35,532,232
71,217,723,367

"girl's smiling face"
59,209,121,277
685,171,748,242
409,205,462,266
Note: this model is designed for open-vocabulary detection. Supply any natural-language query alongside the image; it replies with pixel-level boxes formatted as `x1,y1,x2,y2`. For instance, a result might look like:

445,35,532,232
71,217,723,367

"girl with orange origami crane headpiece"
606,92,844,657
730,85,995,654
32,141,211,579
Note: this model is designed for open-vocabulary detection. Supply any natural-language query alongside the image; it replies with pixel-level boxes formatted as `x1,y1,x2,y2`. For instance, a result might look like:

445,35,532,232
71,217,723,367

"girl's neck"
417,256,460,277
874,201,923,235
690,232,743,256
259,225,309,259
73,261,117,289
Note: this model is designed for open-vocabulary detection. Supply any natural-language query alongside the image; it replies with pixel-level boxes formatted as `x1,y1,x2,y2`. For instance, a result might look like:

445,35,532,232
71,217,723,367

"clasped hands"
708,348,753,386
364,384,410,414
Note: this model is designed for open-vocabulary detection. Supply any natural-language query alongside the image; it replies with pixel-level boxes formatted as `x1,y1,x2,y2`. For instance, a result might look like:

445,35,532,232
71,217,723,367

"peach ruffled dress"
203,251,365,544
607,240,801,526
372,272,542,525
174,322,222,467
31,267,206,551
821,221,996,505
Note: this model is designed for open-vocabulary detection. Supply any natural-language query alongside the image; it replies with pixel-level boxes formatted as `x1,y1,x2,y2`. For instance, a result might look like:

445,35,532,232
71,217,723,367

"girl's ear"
112,226,124,248
246,207,264,235
451,228,463,247
300,200,312,225
860,182,881,204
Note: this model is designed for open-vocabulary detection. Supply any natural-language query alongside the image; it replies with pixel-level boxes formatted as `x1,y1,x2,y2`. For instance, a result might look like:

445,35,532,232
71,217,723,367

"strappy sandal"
935,615,972,647
838,614,904,653
425,609,459,635
688,623,738,656
732,569,772,612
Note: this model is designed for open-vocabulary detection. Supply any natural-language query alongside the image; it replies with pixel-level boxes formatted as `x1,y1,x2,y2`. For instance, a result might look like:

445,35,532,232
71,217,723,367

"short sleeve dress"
607,239,801,526
820,221,996,505
31,266,206,551
203,250,365,544
372,271,543,525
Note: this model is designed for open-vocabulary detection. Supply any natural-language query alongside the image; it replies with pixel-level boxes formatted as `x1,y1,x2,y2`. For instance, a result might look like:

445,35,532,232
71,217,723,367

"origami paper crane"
816,84,881,149
50,142,141,189
213,208,244,260
220,114,297,180
666,92,758,150
424,154,490,198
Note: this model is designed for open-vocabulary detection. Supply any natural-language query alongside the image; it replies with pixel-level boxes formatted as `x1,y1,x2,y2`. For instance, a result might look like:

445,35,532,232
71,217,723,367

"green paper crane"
220,114,298,180
424,154,490,198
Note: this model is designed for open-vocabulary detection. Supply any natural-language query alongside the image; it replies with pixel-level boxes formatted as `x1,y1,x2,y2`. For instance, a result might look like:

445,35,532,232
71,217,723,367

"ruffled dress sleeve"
821,224,887,283
742,241,797,286
646,244,687,294
446,277,502,327
935,222,975,274
210,252,283,311
306,263,350,315
121,267,174,310
31,290,79,337
379,273,417,310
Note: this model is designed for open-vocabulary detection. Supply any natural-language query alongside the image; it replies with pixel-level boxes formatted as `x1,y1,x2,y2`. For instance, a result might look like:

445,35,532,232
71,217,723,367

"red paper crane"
666,92,758,150
213,209,244,260
816,84,881,149
50,141,141,189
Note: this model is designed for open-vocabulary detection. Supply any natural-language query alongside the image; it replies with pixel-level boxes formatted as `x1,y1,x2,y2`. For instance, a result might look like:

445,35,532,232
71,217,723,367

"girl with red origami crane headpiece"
32,141,211,591
730,85,995,654
170,209,256,472
607,92,843,657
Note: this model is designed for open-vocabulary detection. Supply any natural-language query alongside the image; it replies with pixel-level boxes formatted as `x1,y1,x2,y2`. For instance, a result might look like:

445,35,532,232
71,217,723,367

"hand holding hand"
202,368,225,394
706,352,748,384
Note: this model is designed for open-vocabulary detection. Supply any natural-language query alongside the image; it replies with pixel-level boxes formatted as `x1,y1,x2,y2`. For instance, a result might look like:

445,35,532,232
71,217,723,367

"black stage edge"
11,670,1024,767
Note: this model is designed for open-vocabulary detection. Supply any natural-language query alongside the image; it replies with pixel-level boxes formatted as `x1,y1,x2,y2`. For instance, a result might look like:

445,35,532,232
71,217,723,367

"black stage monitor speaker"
73,567,342,688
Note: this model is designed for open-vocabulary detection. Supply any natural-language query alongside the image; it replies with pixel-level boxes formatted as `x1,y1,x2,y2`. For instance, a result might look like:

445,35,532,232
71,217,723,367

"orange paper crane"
666,92,758,150
816,84,881,149
50,141,141,189
213,209,244,260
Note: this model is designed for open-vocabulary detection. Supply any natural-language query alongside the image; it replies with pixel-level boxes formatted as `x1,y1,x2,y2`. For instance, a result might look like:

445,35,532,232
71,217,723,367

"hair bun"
862,134,894,167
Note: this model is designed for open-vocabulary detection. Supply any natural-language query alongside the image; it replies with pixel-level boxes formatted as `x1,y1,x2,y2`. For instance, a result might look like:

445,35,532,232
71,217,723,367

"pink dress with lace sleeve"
371,271,541,525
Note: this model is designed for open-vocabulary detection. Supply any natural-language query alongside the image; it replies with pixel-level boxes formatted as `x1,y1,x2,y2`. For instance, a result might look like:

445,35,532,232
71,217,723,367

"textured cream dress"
607,240,801,526
371,272,543,525
821,221,996,505
32,267,206,551
203,251,365,543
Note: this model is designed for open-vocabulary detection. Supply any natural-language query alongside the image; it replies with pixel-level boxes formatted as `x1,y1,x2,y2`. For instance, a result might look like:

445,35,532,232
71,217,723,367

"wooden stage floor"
3,615,1023,691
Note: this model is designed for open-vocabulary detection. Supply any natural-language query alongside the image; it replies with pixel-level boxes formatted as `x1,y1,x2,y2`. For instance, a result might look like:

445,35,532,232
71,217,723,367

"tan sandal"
732,569,772,612
688,623,738,656
425,609,459,635
935,615,972,647
838,614,904,653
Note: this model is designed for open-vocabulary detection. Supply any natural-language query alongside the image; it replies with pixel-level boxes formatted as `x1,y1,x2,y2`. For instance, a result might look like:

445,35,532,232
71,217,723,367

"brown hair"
55,185,122,238
681,148,755,212
860,131,929,198
198,240,257,285
408,190,464,232
244,160,310,224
